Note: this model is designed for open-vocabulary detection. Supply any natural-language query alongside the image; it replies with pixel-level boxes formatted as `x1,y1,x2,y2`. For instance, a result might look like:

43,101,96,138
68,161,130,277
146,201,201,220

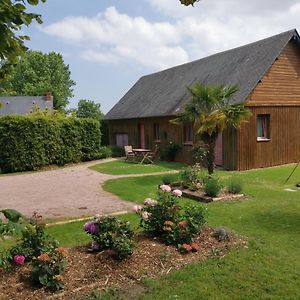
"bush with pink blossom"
172,189,183,197
13,255,25,266
138,190,207,247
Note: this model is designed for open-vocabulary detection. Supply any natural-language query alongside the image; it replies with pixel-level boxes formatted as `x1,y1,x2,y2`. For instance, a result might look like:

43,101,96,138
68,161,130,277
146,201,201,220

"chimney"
45,92,53,101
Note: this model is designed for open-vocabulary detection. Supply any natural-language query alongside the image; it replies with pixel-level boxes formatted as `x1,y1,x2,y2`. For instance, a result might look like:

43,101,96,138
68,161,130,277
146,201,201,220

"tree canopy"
0,0,46,77
172,84,251,174
76,99,103,121
0,50,76,110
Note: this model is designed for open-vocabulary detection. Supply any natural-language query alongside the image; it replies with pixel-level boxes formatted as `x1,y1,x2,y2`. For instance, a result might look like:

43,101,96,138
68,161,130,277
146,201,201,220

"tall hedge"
0,115,101,173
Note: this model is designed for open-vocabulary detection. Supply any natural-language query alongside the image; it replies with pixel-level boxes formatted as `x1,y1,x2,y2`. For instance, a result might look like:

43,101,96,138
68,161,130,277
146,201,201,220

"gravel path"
0,159,132,220
0,159,177,220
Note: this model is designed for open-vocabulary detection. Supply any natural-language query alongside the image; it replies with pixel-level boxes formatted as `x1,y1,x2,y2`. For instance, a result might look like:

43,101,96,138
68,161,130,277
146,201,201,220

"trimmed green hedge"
0,115,101,173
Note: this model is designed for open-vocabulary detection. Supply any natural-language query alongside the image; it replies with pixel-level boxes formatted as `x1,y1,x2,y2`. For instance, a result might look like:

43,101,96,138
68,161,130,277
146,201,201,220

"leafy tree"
76,99,103,120
172,84,251,174
75,99,109,145
180,0,200,6
0,0,46,77
0,50,75,110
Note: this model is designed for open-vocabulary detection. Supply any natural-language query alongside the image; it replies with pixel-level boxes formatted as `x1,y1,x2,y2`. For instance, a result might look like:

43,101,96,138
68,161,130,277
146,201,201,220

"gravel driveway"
0,159,134,220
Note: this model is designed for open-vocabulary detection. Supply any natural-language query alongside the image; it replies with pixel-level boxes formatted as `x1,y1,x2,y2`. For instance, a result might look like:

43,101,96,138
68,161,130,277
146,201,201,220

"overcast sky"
24,0,300,113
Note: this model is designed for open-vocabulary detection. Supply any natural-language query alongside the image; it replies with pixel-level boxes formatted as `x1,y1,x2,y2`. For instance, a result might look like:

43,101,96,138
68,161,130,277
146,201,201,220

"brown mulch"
0,228,248,300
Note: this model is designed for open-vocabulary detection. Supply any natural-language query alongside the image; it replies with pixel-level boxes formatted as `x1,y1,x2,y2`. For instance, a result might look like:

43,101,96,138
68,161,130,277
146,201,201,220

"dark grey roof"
105,29,300,120
0,96,53,115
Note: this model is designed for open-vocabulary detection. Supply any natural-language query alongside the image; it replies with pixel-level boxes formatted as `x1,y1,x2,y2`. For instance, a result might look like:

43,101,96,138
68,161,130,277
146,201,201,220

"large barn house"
105,29,300,170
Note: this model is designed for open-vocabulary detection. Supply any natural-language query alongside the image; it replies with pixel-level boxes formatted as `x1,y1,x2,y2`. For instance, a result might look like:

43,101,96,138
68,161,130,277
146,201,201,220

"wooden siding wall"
247,41,300,106
238,40,300,170
237,107,300,170
108,117,196,164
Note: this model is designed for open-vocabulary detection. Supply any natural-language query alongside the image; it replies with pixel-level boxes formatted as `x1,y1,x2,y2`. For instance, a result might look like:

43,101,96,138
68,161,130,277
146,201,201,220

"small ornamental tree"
172,84,251,174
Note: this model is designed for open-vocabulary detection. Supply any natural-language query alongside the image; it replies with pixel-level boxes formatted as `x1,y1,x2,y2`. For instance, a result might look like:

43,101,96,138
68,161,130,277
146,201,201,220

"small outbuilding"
105,29,300,170
0,94,53,116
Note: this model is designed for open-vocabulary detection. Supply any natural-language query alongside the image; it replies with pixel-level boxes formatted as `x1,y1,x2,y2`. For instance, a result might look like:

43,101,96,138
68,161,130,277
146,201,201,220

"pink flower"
172,189,182,197
160,185,171,192
142,211,151,221
133,205,143,213
144,198,158,206
13,255,25,266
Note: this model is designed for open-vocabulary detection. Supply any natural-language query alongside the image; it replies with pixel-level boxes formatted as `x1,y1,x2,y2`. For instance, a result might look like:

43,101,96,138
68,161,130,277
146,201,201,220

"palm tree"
172,83,251,174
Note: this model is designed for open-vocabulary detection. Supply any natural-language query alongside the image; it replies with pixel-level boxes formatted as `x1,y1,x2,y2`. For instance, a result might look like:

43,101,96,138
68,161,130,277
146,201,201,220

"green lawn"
2,163,300,299
90,159,184,175
102,164,300,300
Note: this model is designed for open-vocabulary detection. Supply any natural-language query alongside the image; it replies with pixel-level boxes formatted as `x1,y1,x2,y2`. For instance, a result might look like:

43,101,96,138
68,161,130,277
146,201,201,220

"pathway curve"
0,159,177,220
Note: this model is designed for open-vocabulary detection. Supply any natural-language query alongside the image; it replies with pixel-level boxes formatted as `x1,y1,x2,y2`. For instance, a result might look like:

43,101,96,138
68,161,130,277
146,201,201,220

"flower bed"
0,228,247,299
180,188,245,203
168,165,246,203
0,183,247,299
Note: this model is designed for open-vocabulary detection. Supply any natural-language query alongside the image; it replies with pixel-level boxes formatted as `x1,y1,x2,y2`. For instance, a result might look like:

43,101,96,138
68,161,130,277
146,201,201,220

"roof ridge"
105,29,299,120
141,29,297,80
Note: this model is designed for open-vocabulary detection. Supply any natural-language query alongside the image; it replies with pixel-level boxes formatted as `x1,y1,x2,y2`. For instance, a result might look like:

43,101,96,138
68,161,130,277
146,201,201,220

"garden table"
132,148,153,164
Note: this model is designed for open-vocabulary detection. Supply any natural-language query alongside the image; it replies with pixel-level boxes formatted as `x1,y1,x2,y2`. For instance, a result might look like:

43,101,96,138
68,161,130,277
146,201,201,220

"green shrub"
0,209,25,238
138,190,207,246
31,247,68,290
161,175,173,185
0,250,12,269
10,212,58,262
227,177,243,194
84,216,133,260
160,142,181,161
99,146,112,159
110,146,124,157
0,115,101,173
203,176,221,197
100,120,109,146
179,165,205,187
0,209,25,269
192,144,208,167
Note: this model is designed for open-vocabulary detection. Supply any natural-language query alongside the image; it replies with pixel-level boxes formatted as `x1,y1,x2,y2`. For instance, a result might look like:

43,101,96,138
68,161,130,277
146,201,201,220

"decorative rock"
212,227,231,242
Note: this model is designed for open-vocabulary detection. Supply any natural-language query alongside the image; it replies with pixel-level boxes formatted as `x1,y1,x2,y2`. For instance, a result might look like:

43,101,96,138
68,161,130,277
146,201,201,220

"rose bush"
31,247,68,290
136,189,207,247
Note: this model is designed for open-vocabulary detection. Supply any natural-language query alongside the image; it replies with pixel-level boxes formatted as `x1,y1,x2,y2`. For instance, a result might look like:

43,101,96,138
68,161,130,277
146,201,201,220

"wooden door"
116,133,128,147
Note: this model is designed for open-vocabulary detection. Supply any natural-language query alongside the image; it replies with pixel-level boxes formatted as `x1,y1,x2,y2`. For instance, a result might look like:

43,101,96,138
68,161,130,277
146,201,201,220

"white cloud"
42,6,188,70
148,0,300,59
41,3,300,72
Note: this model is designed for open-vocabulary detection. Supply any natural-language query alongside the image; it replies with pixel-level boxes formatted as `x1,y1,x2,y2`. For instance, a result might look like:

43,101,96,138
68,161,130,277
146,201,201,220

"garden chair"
146,144,159,163
124,145,136,161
